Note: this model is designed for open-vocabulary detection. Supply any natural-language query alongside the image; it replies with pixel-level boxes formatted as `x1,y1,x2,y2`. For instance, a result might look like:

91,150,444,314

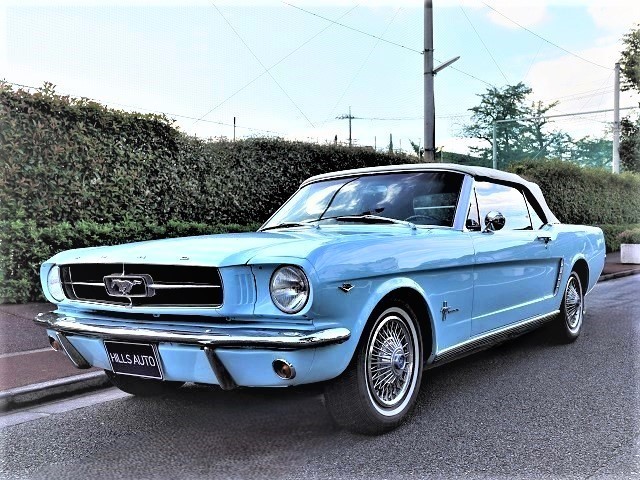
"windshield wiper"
259,222,316,232
334,215,416,229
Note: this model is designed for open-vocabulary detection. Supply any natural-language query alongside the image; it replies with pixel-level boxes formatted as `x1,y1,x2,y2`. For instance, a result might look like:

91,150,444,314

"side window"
475,181,532,231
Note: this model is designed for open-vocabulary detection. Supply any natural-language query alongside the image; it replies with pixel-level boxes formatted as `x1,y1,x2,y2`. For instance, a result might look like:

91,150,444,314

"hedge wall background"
1,83,639,303
509,160,640,225
1,83,413,227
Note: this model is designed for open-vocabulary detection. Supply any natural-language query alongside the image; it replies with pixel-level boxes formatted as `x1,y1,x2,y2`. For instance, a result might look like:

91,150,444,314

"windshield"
261,171,464,229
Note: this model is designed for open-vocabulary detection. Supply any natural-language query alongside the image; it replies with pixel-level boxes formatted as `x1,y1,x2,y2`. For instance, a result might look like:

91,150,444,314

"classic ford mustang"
36,163,605,434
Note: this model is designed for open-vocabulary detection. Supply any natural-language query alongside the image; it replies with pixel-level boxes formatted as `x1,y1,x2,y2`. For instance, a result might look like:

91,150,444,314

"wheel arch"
369,286,435,364
571,257,590,293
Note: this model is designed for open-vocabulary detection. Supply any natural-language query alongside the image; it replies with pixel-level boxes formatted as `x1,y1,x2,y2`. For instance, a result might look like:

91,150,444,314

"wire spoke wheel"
324,301,423,434
564,275,583,332
365,309,418,414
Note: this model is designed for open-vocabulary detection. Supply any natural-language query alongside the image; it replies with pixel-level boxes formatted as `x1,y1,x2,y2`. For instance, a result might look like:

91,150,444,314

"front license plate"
104,341,163,379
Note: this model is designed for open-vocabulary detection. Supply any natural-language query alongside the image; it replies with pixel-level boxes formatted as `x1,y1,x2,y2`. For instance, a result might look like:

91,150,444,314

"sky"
1,0,639,154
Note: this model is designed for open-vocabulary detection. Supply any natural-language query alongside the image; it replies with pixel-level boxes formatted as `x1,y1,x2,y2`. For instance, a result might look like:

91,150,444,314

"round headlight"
269,265,310,314
47,265,65,302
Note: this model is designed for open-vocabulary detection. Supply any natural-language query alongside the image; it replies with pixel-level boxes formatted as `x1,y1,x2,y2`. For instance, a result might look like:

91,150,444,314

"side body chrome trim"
554,259,565,296
34,312,351,350
431,310,559,366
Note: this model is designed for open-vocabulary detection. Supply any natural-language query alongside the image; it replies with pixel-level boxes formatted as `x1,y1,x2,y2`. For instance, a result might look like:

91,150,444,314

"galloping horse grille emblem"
104,275,152,297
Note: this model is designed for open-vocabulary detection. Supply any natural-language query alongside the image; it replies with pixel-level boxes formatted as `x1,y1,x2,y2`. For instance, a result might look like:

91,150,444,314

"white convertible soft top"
301,163,560,224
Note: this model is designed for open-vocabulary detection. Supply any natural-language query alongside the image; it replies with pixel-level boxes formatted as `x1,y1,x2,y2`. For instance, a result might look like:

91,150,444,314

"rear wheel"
324,299,423,435
552,271,584,343
105,370,184,396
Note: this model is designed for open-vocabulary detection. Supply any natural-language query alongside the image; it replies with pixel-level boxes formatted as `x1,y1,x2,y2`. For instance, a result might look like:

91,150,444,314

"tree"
462,82,558,166
620,116,640,172
409,139,423,160
570,136,613,169
620,25,640,92
619,25,640,172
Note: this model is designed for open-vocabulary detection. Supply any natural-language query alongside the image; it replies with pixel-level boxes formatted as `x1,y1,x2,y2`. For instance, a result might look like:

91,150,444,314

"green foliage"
620,25,640,93
508,160,640,225
462,82,560,165
0,220,260,303
599,224,640,252
619,26,640,173
618,227,640,245
0,83,414,227
620,114,640,173
462,82,616,170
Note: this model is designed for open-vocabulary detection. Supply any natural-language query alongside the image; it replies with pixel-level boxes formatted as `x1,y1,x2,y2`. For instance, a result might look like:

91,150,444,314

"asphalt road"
1,276,638,480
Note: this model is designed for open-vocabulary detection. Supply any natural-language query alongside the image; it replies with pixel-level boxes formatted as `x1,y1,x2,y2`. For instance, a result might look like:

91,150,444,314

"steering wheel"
404,214,442,225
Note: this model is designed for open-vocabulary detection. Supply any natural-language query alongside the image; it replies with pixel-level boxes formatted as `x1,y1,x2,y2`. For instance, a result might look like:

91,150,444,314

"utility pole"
233,116,236,142
336,106,355,147
349,106,352,147
424,1,435,162
424,1,459,164
613,62,620,174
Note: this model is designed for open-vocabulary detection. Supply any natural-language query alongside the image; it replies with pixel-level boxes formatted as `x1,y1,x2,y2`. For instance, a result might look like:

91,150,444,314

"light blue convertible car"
36,164,605,434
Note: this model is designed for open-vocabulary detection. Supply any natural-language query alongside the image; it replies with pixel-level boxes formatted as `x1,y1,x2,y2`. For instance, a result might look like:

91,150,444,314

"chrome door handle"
536,236,552,244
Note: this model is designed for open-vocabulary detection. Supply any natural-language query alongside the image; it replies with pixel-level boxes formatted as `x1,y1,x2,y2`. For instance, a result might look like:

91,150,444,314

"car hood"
47,225,433,267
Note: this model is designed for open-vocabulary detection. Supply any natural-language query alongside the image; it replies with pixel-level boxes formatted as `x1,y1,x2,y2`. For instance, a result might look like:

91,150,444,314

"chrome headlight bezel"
269,265,310,314
47,265,66,302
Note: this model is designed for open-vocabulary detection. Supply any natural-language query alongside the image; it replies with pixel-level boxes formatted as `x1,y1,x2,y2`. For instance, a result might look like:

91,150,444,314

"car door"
469,180,559,336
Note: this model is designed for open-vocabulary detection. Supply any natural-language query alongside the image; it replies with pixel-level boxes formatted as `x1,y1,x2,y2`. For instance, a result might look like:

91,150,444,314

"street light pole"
613,62,621,174
424,1,459,164
424,0,435,162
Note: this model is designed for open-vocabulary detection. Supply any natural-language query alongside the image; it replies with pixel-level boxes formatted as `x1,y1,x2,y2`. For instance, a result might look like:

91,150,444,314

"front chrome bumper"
34,311,351,350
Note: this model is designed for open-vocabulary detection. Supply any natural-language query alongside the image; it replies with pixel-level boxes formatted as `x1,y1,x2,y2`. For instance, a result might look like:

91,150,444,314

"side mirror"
484,211,505,232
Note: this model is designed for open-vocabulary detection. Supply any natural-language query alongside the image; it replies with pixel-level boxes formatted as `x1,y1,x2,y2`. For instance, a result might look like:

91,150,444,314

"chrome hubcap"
565,276,582,330
366,316,414,408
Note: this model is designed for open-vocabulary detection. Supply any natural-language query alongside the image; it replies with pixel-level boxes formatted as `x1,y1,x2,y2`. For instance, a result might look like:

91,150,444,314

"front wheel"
552,271,584,343
324,300,423,435
105,370,185,397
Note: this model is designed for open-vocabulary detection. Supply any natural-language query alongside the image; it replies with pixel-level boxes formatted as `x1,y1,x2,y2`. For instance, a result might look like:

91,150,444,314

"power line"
210,1,316,128
523,39,543,82
322,7,402,126
193,4,359,126
283,2,422,54
1,80,287,136
481,1,611,71
459,5,509,84
445,65,495,87
284,2,497,88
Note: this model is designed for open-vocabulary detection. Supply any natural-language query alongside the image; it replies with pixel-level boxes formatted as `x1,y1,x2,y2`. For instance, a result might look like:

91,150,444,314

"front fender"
310,276,433,381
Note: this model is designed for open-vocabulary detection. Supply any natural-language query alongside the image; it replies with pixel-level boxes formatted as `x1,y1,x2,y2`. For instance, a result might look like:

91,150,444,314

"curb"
0,371,111,412
598,270,640,282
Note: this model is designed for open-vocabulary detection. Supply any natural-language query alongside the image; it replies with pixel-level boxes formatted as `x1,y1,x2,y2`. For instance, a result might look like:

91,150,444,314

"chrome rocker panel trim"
431,310,560,365
34,312,351,350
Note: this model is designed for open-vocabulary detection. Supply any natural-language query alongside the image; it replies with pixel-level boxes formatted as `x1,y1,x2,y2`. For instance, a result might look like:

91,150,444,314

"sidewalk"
1,254,638,411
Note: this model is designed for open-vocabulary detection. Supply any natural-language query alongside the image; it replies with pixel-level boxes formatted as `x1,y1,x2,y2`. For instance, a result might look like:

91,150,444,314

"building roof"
300,163,559,224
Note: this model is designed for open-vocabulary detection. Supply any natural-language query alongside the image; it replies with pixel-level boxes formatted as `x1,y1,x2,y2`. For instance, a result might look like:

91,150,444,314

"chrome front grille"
60,264,223,307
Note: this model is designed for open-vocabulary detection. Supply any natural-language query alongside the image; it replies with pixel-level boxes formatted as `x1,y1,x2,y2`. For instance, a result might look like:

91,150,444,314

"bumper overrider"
34,311,351,389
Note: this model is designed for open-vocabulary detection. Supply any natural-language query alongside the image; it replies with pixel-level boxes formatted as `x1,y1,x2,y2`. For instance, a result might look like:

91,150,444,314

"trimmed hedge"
618,228,640,244
0,220,259,303
599,224,640,252
1,83,414,227
509,160,640,225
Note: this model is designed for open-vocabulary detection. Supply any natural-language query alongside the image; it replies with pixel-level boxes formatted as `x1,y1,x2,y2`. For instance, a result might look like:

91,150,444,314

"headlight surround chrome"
269,265,310,314
47,265,65,302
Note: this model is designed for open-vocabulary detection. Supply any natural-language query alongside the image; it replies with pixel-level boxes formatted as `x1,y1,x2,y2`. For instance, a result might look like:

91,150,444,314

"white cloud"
586,0,640,32
526,39,640,138
483,0,550,29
